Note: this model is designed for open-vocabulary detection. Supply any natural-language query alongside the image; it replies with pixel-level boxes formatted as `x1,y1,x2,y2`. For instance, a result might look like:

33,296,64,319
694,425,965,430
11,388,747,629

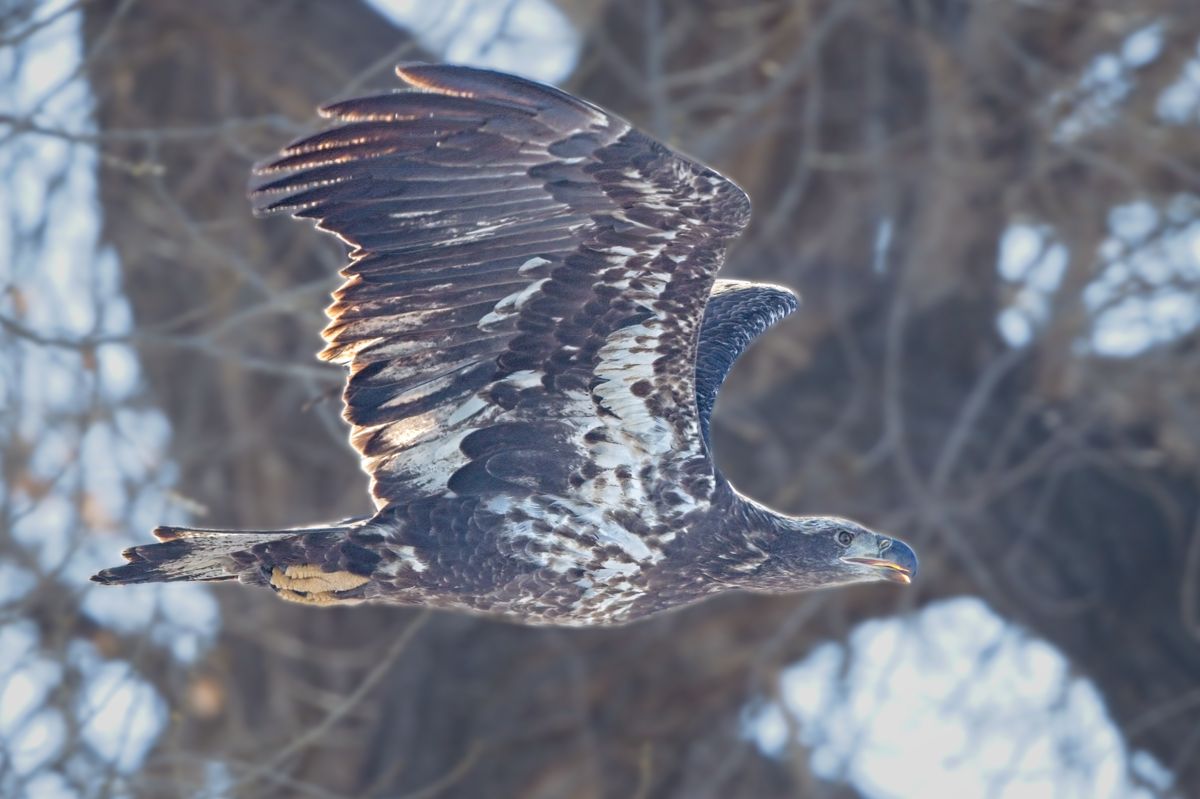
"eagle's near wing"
251,64,790,527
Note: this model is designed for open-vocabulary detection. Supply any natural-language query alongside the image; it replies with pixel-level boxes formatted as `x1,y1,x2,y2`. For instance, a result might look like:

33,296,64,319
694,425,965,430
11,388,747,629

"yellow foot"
270,564,370,606
274,588,343,606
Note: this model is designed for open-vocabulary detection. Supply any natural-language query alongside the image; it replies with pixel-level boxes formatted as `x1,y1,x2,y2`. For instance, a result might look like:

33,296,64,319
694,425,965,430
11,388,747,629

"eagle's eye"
836,530,855,547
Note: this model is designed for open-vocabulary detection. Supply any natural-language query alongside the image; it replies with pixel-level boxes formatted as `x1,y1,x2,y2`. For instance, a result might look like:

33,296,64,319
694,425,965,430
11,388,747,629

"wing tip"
394,61,468,95
90,568,124,585
393,62,604,125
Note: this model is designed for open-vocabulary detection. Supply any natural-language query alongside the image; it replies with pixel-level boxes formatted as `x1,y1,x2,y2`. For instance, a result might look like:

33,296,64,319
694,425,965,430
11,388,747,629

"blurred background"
2,0,1199,797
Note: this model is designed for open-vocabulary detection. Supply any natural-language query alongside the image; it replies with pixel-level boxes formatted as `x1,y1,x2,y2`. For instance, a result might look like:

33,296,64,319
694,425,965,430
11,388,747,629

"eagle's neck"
698,488,853,591
683,488,793,584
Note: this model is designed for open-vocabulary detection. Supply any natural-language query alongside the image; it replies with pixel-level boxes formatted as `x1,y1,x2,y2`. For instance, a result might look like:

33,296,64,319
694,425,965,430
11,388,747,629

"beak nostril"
878,538,892,554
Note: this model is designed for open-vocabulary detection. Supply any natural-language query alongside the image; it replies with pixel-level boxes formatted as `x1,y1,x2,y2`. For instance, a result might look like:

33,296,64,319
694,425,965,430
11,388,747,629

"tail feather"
91,524,347,585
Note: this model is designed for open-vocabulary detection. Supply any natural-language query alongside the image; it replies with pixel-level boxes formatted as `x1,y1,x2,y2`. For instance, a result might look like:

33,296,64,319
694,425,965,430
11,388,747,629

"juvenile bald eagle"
93,65,916,626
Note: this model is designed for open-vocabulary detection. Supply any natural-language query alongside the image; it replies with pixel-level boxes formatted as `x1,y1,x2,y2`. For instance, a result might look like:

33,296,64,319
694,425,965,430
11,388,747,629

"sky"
0,0,1196,796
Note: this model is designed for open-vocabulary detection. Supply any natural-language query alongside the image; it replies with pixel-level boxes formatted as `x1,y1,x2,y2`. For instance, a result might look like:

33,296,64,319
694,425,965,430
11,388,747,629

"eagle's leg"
269,564,371,606
91,518,389,610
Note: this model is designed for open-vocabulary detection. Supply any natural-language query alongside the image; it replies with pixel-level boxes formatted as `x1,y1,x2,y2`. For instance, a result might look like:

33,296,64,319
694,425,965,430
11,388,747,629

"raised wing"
695,280,799,445
251,64,751,513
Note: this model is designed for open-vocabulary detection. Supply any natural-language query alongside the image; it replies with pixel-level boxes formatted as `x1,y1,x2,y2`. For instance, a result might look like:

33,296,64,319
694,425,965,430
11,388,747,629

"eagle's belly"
369,493,694,626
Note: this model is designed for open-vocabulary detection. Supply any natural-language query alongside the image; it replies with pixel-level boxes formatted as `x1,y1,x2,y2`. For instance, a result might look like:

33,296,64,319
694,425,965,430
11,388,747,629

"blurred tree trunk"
83,0,1200,796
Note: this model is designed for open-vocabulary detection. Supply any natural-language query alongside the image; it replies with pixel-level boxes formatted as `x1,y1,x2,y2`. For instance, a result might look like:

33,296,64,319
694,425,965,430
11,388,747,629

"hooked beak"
841,537,918,585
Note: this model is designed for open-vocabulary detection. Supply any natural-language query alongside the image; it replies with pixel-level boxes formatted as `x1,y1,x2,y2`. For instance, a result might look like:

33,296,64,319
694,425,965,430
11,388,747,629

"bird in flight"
93,64,916,626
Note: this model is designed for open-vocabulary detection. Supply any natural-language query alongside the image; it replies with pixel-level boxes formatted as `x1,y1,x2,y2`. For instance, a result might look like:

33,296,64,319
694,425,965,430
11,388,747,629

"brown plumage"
93,64,916,625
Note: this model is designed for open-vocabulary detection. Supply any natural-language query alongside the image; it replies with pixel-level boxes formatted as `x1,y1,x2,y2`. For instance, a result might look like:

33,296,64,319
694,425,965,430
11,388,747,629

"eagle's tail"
91,523,354,586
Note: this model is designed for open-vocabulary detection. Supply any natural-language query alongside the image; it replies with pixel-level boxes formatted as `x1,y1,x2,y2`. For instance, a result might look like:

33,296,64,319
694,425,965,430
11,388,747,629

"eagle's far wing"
250,64,750,513
695,280,798,446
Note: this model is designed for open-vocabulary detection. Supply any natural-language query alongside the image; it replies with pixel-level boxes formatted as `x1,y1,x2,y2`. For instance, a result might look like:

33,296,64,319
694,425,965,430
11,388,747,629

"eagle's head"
730,514,918,594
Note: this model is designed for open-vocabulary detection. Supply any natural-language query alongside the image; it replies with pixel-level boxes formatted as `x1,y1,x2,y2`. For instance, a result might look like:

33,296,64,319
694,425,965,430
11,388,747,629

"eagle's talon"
275,587,342,606
271,565,370,594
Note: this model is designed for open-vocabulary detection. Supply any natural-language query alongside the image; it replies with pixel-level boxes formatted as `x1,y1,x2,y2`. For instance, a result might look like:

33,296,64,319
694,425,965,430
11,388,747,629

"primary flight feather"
93,64,916,626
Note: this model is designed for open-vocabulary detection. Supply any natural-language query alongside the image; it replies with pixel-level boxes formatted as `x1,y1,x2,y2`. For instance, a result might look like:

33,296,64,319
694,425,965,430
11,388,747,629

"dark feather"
695,280,799,444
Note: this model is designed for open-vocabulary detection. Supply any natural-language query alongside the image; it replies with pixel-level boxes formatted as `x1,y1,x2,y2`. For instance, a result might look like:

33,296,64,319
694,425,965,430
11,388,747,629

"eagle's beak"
841,537,918,584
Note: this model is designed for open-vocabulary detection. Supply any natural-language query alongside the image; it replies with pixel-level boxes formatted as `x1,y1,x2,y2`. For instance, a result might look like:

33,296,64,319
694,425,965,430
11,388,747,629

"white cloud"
77,659,167,774
1084,198,1200,356
1157,42,1200,123
368,0,580,83
746,598,1166,798
995,223,1068,347
1050,22,1165,142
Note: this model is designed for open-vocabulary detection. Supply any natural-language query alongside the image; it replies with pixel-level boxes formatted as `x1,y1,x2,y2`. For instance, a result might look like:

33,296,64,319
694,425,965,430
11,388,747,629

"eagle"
93,65,916,626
